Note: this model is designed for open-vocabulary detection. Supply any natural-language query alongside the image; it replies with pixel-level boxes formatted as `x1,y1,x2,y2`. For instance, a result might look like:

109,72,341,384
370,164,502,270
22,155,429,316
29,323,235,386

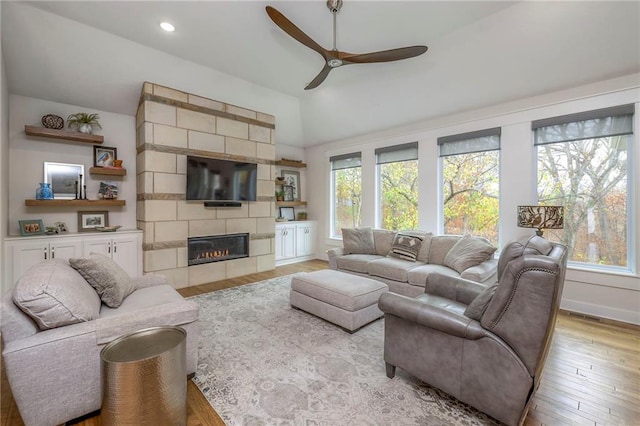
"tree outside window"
534,106,632,269
331,153,362,237
376,143,419,230
439,128,501,245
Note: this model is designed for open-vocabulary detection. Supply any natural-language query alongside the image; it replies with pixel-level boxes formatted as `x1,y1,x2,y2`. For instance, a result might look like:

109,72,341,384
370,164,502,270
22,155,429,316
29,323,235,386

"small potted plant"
275,190,285,201
67,112,102,134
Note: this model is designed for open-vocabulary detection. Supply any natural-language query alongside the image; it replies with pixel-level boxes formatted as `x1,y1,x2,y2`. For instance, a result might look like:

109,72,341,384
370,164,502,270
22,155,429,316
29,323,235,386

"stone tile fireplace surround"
136,82,276,288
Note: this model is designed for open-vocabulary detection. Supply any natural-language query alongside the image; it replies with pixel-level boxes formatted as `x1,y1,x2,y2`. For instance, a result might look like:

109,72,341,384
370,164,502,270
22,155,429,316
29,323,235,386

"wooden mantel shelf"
25,199,125,207
24,125,104,144
89,167,126,176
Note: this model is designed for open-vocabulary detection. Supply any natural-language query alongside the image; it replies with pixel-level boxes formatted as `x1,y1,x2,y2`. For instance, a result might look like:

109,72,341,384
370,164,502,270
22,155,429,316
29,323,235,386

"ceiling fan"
266,0,428,90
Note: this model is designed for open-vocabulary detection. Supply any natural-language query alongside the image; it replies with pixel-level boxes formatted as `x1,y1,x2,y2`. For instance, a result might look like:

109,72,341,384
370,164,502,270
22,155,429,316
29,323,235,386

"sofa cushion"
464,284,498,321
373,229,396,256
69,253,135,308
12,259,101,330
400,230,432,262
444,236,497,273
428,235,461,265
336,254,384,274
388,233,424,262
342,227,376,255
368,257,425,282
407,264,460,287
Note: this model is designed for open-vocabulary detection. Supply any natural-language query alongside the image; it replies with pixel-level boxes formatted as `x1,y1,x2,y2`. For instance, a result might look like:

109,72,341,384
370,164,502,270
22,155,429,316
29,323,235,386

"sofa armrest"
326,247,345,269
460,258,498,284
134,273,168,289
378,292,484,339
95,300,199,344
424,273,489,305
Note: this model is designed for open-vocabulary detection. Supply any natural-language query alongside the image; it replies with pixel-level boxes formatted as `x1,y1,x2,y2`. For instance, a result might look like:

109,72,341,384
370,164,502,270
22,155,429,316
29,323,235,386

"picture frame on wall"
279,207,295,221
283,185,294,202
77,211,109,232
44,162,84,200
94,145,117,167
18,219,45,236
281,170,300,201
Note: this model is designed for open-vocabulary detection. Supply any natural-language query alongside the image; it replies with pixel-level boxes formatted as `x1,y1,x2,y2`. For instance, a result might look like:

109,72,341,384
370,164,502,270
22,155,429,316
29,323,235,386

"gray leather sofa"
1,258,200,426
378,235,568,426
327,228,498,297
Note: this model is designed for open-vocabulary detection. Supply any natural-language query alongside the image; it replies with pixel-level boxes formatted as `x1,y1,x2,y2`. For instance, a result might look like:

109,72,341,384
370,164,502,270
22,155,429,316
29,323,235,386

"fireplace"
188,233,249,266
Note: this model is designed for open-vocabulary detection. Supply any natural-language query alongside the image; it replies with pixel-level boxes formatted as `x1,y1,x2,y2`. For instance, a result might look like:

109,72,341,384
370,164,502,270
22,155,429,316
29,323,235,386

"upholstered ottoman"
290,270,388,332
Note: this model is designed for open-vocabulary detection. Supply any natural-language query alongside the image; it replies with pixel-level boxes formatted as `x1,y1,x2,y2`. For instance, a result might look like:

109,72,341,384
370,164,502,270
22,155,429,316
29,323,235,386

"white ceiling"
3,1,639,147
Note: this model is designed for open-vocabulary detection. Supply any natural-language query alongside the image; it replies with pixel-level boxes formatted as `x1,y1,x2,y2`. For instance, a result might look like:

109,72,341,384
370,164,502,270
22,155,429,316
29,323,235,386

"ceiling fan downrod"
327,0,343,67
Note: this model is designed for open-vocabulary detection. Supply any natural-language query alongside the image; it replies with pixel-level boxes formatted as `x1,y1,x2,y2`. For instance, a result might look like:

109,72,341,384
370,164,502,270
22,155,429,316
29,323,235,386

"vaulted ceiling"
3,1,639,147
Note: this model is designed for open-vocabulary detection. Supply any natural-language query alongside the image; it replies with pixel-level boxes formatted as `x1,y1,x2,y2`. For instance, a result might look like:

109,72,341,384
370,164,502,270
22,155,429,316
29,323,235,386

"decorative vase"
36,183,54,200
78,123,93,134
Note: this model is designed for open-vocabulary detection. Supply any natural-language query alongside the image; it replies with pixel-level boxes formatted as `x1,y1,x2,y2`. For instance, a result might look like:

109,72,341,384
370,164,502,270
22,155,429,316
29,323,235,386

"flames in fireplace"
188,233,249,266
194,249,230,262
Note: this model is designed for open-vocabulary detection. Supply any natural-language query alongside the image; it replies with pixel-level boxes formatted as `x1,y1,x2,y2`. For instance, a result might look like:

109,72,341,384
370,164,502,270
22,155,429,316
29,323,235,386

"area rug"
189,274,500,425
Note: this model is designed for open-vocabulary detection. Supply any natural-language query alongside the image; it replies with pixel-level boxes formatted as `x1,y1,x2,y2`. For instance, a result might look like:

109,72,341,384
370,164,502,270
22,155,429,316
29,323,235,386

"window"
534,104,634,269
376,142,418,230
330,152,362,237
438,128,500,245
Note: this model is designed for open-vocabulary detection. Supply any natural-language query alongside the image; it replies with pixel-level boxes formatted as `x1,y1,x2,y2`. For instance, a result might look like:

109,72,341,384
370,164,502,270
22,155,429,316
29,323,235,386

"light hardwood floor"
2,259,639,426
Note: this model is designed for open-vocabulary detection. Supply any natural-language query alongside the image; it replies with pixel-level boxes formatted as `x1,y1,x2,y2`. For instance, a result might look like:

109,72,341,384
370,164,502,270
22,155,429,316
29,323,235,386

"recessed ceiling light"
160,22,175,32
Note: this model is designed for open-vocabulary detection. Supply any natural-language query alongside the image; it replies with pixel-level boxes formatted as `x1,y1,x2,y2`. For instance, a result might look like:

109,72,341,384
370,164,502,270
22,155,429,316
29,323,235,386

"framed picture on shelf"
44,162,84,199
18,219,45,236
98,181,119,199
94,145,117,167
281,170,300,201
279,207,295,221
77,211,109,232
283,185,294,202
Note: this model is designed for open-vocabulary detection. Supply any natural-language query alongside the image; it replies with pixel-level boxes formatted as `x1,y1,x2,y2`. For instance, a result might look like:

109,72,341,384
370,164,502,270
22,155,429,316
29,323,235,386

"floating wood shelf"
89,167,127,176
275,160,306,168
24,125,104,144
276,201,307,207
25,199,125,207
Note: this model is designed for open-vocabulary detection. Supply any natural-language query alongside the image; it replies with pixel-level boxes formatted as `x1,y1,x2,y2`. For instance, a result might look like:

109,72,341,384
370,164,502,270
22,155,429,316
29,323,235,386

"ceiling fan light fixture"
327,58,343,68
160,22,175,32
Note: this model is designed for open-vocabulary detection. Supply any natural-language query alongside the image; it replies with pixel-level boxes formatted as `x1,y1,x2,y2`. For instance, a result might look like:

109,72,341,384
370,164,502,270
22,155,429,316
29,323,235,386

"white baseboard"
560,298,640,326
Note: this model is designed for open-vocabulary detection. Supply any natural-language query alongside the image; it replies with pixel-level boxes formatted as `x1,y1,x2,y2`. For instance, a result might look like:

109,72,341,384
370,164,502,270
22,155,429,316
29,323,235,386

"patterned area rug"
189,274,500,425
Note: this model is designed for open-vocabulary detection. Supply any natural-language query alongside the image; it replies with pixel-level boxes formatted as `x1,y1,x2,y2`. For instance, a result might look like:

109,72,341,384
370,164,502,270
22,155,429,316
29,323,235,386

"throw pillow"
342,227,376,255
464,284,498,321
12,259,101,330
444,235,497,273
373,229,396,256
388,233,424,262
69,253,135,308
399,230,432,262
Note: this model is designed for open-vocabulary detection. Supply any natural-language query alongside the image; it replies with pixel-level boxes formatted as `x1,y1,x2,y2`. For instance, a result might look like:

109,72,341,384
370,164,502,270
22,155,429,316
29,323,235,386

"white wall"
307,74,640,325
0,1,8,292
8,95,137,234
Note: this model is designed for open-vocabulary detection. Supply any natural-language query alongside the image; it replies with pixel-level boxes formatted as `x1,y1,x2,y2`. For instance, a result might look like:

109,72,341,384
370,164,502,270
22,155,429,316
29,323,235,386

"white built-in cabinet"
275,221,316,265
3,230,142,295
82,233,141,278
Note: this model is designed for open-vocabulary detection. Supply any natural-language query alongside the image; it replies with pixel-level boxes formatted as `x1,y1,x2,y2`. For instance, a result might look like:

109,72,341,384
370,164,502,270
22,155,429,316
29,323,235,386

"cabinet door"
50,238,82,261
12,241,49,283
83,237,112,257
295,223,316,257
275,225,296,260
111,235,140,277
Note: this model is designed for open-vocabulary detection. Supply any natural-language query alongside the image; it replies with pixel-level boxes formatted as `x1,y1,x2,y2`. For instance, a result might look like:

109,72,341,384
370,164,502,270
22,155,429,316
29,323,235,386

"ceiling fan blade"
266,6,329,60
305,65,332,90
343,46,428,64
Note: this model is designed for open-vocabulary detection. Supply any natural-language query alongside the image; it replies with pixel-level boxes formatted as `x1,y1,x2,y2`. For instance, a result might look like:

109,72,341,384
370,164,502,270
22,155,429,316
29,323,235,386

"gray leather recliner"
378,235,568,426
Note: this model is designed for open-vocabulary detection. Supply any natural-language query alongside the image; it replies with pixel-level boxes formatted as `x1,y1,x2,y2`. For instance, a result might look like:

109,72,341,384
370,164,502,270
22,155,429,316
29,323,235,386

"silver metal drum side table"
100,326,187,426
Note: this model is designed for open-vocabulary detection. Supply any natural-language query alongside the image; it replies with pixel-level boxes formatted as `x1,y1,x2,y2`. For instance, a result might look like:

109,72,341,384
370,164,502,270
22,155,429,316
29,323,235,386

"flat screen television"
186,155,257,202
